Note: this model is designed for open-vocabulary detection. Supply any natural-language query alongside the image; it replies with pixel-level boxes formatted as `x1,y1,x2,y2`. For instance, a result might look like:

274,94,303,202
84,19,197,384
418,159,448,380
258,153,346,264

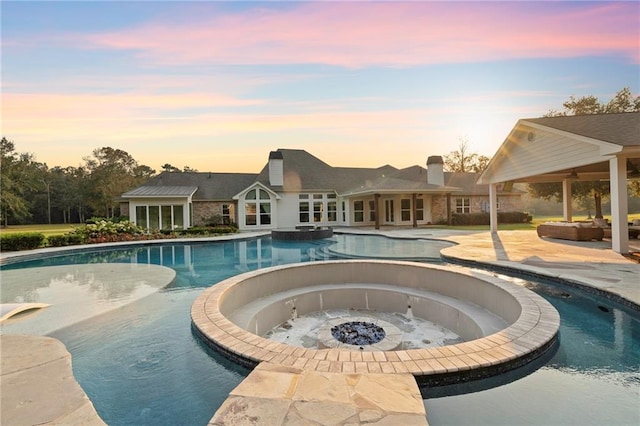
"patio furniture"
536,223,604,241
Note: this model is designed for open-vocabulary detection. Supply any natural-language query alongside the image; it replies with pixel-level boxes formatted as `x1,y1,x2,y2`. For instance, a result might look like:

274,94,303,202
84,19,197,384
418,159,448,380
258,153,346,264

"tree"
545,87,640,116
0,137,44,226
161,163,198,173
161,163,181,173
443,138,491,173
83,147,155,217
532,87,640,218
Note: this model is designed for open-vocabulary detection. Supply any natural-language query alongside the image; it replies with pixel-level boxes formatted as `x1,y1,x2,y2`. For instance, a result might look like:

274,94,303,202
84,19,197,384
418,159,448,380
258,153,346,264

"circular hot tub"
191,260,559,385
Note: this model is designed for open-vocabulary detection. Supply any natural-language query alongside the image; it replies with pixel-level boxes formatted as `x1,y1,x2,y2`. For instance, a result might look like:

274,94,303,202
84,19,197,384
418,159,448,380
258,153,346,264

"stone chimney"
268,150,284,186
426,156,444,186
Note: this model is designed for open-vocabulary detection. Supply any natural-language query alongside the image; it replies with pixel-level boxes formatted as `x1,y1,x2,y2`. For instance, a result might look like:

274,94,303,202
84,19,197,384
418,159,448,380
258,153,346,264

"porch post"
489,183,498,233
374,193,381,230
412,193,417,228
562,179,572,222
609,156,629,253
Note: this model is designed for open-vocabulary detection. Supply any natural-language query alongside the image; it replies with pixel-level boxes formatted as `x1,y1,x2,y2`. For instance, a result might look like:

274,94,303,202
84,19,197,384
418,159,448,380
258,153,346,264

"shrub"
71,219,145,241
47,235,71,247
0,232,46,251
172,226,238,236
451,211,532,226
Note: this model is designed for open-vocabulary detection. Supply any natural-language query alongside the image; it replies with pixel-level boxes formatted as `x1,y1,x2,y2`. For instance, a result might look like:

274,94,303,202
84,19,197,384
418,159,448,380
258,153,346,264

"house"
479,112,640,253
120,149,523,231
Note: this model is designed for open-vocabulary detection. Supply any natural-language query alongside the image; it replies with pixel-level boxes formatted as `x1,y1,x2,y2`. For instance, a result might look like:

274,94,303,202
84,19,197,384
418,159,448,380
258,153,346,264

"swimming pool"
1,235,638,425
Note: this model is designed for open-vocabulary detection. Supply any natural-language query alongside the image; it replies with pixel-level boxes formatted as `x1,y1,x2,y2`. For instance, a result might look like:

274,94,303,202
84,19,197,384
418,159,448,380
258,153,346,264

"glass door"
384,199,395,224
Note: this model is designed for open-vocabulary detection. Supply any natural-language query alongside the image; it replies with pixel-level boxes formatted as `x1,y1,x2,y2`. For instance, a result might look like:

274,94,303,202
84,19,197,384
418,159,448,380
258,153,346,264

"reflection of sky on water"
0,263,175,335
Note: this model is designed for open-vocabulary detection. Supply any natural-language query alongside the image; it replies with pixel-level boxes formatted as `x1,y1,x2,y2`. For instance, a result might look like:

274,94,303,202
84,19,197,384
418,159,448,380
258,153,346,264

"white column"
562,179,572,222
610,156,629,253
489,183,498,233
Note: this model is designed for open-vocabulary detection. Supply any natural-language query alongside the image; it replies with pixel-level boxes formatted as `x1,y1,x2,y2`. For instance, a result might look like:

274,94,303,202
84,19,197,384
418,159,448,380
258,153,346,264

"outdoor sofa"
536,222,604,242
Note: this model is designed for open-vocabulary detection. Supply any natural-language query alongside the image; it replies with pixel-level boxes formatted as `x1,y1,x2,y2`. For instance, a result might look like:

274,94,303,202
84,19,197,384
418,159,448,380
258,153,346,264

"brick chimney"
426,156,444,186
268,151,284,186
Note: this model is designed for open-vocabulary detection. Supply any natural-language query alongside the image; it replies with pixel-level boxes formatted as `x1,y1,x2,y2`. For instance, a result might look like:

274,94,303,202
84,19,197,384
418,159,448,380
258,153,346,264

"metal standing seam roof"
122,186,198,197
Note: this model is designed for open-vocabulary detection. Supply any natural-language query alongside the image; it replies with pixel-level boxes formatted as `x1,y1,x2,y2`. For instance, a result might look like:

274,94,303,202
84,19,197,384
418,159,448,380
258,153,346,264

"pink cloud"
76,2,638,67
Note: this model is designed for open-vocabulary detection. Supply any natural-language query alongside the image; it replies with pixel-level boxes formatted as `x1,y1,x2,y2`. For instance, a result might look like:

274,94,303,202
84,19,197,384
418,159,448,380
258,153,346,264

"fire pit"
317,316,402,351
331,321,386,345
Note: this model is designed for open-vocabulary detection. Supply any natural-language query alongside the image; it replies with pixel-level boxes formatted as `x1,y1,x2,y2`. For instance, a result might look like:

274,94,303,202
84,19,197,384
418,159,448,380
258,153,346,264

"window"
222,204,231,224
172,205,184,229
260,203,271,225
341,201,346,222
298,201,309,223
136,206,148,229
149,206,160,229
136,205,184,230
354,200,364,222
415,198,424,221
327,200,337,222
245,203,257,225
456,197,470,214
313,201,323,222
400,199,411,221
161,206,172,229
368,200,376,222
245,188,271,226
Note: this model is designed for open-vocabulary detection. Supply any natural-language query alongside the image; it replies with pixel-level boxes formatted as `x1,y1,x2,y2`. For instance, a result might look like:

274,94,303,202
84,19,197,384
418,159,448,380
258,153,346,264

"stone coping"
191,260,560,385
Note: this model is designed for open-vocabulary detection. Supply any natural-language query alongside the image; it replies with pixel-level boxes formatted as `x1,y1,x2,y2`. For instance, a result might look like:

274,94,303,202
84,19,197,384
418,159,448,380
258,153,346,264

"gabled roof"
256,149,336,190
479,112,640,184
445,172,523,195
124,171,258,200
523,112,639,147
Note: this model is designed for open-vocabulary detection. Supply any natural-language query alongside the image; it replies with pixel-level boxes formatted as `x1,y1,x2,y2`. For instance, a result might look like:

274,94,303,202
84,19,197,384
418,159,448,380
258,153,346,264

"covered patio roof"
479,112,640,254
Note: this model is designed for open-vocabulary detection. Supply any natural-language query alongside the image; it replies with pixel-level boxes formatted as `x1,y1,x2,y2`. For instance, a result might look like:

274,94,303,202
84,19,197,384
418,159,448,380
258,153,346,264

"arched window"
245,188,272,226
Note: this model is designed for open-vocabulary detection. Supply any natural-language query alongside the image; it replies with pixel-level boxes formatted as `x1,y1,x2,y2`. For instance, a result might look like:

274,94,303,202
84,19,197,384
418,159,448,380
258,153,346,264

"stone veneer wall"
192,201,236,226
119,202,130,217
430,195,448,224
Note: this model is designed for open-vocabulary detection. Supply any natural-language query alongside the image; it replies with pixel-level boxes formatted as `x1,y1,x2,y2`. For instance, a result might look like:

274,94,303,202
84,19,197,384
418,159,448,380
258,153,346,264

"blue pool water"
2,235,639,425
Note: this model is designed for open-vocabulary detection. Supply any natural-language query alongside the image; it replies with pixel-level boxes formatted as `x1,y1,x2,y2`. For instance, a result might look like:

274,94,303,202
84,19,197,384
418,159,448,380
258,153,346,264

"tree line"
0,140,199,226
0,140,160,226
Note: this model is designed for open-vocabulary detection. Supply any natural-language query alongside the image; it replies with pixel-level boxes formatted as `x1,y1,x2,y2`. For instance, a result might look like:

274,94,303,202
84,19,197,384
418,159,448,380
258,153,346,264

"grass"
0,224,78,237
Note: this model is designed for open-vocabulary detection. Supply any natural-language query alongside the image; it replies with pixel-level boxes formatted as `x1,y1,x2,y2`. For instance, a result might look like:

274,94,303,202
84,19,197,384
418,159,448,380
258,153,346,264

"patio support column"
610,156,629,254
412,193,417,228
374,193,381,230
562,179,573,222
489,183,498,233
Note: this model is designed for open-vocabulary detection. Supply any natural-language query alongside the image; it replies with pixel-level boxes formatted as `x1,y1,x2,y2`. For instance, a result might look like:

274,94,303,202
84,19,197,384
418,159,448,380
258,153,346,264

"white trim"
232,181,281,200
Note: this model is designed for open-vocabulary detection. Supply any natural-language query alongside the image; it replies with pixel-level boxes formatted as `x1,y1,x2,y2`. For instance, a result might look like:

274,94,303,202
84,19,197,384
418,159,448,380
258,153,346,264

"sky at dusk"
2,1,639,173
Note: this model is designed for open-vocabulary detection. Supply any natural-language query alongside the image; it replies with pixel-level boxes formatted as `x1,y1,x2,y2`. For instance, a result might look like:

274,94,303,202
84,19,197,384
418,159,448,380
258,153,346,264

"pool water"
2,235,639,425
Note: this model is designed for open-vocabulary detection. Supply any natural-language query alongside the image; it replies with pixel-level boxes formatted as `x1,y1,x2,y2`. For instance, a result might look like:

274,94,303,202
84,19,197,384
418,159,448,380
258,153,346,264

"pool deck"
1,229,638,425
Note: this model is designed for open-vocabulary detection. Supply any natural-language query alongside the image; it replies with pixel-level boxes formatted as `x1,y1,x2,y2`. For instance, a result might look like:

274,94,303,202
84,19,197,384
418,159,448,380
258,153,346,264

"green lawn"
0,224,78,237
